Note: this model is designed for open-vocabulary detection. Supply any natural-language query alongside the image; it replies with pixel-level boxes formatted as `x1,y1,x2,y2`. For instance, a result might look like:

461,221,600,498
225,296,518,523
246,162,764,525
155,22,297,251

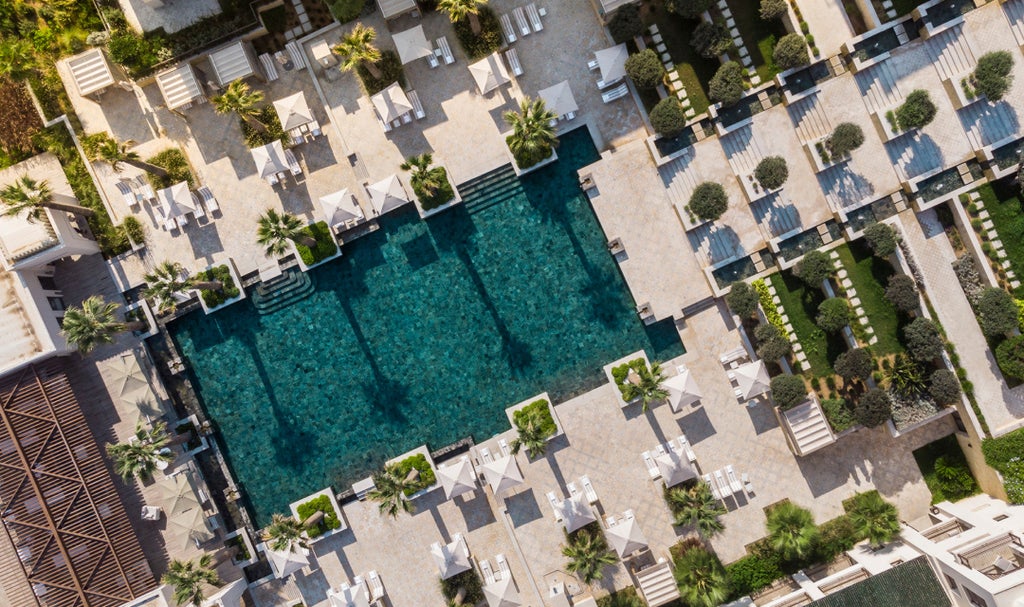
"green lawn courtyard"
724,0,789,83
974,181,1024,298
835,240,906,357
640,0,719,115
770,270,847,377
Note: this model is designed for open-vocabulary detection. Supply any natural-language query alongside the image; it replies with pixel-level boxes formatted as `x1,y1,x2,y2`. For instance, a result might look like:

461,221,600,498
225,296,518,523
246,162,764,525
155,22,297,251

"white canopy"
155,473,200,516
320,189,364,227
209,41,257,86
67,48,114,97
595,43,628,83
371,82,413,123
736,360,771,400
484,577,522,607
438,458,477,499
656,450,697,488
266,544,309,579
250,140,288,179
367,174,411,216
431,535,472,579
156,181,197,219
556,493,596,533
393,25,434,65
328,584,370,607
469,53,511,94
606,517,648,557
167,505,213,549
482,455,524,496
537,81,578,117
664,368,703,411
273,91,314,131
156,63,203,111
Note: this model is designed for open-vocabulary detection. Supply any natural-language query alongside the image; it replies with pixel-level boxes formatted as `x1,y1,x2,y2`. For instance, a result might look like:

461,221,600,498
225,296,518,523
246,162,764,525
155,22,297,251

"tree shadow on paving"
506,488,544,528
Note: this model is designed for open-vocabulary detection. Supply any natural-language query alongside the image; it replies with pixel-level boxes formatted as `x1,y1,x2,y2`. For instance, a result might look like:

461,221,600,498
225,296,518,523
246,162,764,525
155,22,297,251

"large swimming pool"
170,128,683,524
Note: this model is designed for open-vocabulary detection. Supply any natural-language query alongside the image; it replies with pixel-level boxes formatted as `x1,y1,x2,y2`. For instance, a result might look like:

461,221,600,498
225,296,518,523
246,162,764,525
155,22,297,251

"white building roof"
208,41,257,86
156,63,203,111
66,48,115,97
377,0,417,19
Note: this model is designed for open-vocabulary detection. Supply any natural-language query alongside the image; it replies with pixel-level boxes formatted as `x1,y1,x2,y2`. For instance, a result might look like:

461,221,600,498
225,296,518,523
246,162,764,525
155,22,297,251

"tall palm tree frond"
262,513,308,552
503,98,558,165
105,421,174,482
334,24,383,77
766,502,819,561
61,295,127,355
438,0,487,34
561,529,617,584
212,79,267,131
256,209,314,257
1,176,52,222
367,463,417,518
161,554,222,607
665,482,726,537
673,547,730,607
510,419,548,458
848,492,901,547
143,261,191,314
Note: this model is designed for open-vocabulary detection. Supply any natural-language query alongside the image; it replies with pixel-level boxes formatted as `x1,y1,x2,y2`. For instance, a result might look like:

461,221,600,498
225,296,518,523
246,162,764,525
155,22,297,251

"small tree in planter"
793,250,833,288
773,34,810,70
650,97,688,137
438,0,486,34
863,222,897,257
770,374,807,409
368,463,420,518
971,51,1014,101
82,132,170,177
609,4,644,43
759,0,788,20
212,80,267,133
105,422,174,482
510,399,557,458
401,153,455,210
143,260,223,315
621,361,669,411
665,482,726,536
562,528,618,584
504,97,558,169
834,348,872,383
885,274,919,313
928,369,961,405
709,61,745,107
688,182,728,222
894,90,937,131
755,324,792,362
978,287,1019,338
847,491,900,548
61,296,145,355
691,22,732,59
625,49,665,89
162,555,223,607
903,317,944,362
334,23,384,79
854,387,892,427
256,209,317,257
726,281,758,318
262,513,308,552
826,122,865,158
754,156,788,190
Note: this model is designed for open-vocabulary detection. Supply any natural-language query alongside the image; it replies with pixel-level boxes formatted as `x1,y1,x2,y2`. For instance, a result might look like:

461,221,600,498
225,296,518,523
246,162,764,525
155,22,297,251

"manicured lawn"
770,271,847,377
891,0,930,18
975,181,1024,298
724,0,789,82
913,435,980,504
834,241,906,356
640,0,718,115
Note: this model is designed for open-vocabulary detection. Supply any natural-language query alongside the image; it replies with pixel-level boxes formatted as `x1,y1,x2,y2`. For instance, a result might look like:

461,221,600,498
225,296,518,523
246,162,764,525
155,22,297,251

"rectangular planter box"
196,258,246,315
418,180,463,219
505,392,564,441
289,487,347,543
804,137,850,173
125,299,158,339
602,350,650,408
385,444,439,501
870,102,907,142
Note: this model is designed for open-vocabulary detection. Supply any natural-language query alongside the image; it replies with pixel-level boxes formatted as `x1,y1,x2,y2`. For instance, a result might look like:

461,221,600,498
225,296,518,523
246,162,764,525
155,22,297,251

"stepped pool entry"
170,128,684,524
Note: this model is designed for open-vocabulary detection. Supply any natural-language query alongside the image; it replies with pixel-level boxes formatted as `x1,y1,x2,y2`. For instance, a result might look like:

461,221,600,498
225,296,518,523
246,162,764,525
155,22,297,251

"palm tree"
510,419,548,458
105,422,175,482
766,501,819,561
562,529,617,584
401,153,443,198
262,513,308,552
161,554,222,607
143,261,222,315
665,482,726,537
368,463,417,518
212,79,267,132
673,547,730,607
0,39,37,81
848,492,901,548
438,0,487,35
334,23,383,79
256,209,316,257
1,175,94,222
83,132,169,176
622,361,669,411
503,98,558,167
61,296,143,355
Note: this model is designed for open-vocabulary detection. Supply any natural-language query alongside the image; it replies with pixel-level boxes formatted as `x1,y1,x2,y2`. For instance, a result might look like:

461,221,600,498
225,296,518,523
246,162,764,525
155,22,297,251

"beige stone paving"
795,0,856,59
959,4,1024,146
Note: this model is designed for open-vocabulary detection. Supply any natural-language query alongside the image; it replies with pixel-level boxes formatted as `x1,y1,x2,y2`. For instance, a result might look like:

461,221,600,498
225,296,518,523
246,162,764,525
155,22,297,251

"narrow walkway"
899,212,1024,435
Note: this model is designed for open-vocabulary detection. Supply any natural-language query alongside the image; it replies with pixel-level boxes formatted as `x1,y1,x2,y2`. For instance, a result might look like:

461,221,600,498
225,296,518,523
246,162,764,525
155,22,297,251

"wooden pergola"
0,359,154,606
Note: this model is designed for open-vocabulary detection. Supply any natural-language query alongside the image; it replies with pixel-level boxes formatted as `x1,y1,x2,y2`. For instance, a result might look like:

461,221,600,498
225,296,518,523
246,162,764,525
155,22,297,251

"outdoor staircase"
1004,0,1024,46
658,154,700,213
855,61,902,114
959,98,1017,150
456,165,523,215
635,560,680,607
782,400,836,457
720,125,765,177
927,25,976,82
250,269,314,315
752,193,800,238
788,96,832,144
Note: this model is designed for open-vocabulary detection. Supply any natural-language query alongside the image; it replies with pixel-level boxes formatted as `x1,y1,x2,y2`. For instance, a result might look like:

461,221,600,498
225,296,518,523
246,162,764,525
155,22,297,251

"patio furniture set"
703,464,754,502
590,43,630,103
250,140,303,186
642,434,698,487
722,348,770,405
148,181,220,232
326,569,386,607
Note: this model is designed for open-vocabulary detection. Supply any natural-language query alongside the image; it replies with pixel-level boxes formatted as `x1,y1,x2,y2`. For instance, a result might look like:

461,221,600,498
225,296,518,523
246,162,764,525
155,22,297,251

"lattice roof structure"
0,359,154,607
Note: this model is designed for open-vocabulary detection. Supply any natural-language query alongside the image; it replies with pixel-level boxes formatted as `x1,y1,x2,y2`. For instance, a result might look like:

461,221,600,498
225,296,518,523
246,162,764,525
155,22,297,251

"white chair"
379,117,392,133
676,436,697,464
496,554,510,578
564,111,576,120
703,474,722,500
606,515,617,527
546,491,563,521
480,559,496,584
197,186,219,212
741,472,755,495
588,58,599,71
513,6,530,36
623,509,635,520
526,3,543,32
566,481,579,497
498,438,511,456
309,120,322,137
267,172,280,185
437,36,455,64
500,13,517,44
401,112,413,124
368,570,384,600
285,149,302,176
479,446,494,463
427,51,439,68
580,475,598,505
176,215,189,229
642,451,660,479
725,465,743,494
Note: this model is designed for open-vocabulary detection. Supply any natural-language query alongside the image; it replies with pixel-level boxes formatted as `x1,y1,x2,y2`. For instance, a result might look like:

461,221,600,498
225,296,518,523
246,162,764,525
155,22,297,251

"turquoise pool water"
170,128,683,524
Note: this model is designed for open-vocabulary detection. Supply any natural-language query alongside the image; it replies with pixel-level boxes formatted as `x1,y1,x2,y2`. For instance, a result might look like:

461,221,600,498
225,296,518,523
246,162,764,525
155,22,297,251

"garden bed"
603,350,651,407
970,181,1024,298
290,488,345,540
146,148,195,190
241,107,290,149
769,271,846,376
440,569,484,605
294,221,340,269
983,427,1024,503
638,0,717,115
507,394,560,439
196,262,244,313
913,434,979,503
392,453,437,496
724,0,790,82
834,241,906,356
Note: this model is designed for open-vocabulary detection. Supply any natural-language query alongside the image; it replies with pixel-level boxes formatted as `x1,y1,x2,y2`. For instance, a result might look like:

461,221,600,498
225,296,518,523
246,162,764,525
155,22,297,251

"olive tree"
855,388,892,427
691,21,732,59
885,274,919,313
726,281,758,318
835,348,872,382
709,61,745,107
972,51,1015,101
688,182,728,222
665,0,712,19
759,0,788,20
650,98,688,137
773,34,809,70
754,156,788,190
827,122,865,157
978,287,1019,338
755,324,792,362
928,370,961,406
816,298,851,333
863,222,897,258
609,4,645,43
771,374,808,410
895,90,937,130
624,49,665,89
903,317,944,362
794,250,833,288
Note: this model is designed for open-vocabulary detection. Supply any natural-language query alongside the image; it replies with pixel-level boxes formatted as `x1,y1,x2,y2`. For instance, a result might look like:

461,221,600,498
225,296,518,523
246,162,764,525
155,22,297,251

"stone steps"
928,26,975,81
721,125,764,176
857,61,902,114
788,96,832,144
659,155,700,211
1004,0,1024,45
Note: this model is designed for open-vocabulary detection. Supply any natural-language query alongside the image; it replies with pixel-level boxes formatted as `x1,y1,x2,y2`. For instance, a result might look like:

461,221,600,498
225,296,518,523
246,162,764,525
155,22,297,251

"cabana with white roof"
366,174,411,216
595,43,628,84
664,368,703,411
377,0,418,19
327,581,370,607
264,543,310,579
393,25,435,65
250,140,289,182
469,53,511,94
556,493,597,533
66,48,115,97
156,63,205,111
736,360,771,400
482,454,524,496
606,515,649,558
537,81,578,120
656,450,697,488
320,189,364,230
156,181,199,229
371,82,414,125
273,91,315,131
484,577,522,607
438,456,477,499
208,40,261,87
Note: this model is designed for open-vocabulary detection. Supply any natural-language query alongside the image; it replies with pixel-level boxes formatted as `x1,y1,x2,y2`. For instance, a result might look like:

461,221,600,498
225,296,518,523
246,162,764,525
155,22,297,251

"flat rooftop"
0,154,71,266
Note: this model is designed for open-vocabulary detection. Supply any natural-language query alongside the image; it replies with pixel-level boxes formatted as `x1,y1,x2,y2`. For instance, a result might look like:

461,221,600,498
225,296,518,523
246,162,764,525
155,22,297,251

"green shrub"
816,297,850,333
972,51,1014,101
725,553,783,598
650,97,688,137
903,317,944,362
834,348,872,382
854,388,891,427
759,0,788,20
609,4,645,43
771,374,807,409
926,369,960,406
688,182,728,222
978,287,1018,338
934,455,979,500
146,147,194,190
597,587,646,607
825,122,864,158
863,222,897,258
754,156,788,190
755,323,792,362
727,281,758,318
107,30,164,77
794,250,833,288
440,570,484,606
240,106,290,149
452,6,502,60
121,216,145,245
197,264,240,308
330,0,365,23
773,33,809,70
813,514,860,563
624,49,665,89
709,61,745,107
885,274,919,313
393,453,436,496
754,279,789,337
513,398,557,437
996,334,1024,379
690,21,732,59
895,90,937,130
294,221,337,266
296,494,342,537
821,398,856,432
612,358,647,396
665,0,712,19
355,49,405,95
411,166,454,210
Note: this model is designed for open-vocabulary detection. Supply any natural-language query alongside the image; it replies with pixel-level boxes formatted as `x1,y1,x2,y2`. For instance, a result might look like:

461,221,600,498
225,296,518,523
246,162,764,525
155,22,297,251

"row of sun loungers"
501,4,545,44
601,83,629,103
435,36,455,65
480,554,511,585
116,176,157,208
703,465,752,500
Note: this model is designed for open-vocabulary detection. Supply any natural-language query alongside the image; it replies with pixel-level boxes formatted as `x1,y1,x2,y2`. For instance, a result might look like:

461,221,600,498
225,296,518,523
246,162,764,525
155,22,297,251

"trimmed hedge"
296,494,342,538
513,398,556,437
393,453,436,496
197,264,240,308
650,97,688,137
753,279,789,338
330,0,365,23
611,358,647,398
625,49,665,89
294,221,337,266
771,374,807,410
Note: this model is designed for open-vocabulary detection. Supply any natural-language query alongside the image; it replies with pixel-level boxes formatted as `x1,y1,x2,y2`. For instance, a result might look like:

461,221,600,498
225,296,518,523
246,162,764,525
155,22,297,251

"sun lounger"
566,481,579,497
498,438,511,456
741,472,754,495
713,470,730,497
437,36,455,64
546,491,563,521
703,474,721,500
588,58,599,71
606,514,617,527
368,570,384,599
197,186,219,213
291,134,304,146
116,181,140,208
401,112,413,124
480,559,496,584
379,117,392,132
526,3,543,32
285,40,307,69
309,120,322,137
496,554,510,577
580,475,598,505
500,13,517,44
564,111,576,120
624,509,635,520
163,214,176,231
676,436,697,464
176,215,188,229
285,149,302,176
134,175,156,202
267,172,280,185
725,465,743,494
479,446,494,463
427,50,439,68
642,451,660,479
259,53,279,82
734,388,745,400
601,83,629,102
408,90,426,120
597,75,623,89
505,48,523,77
190,194,205,219
513,6,530,37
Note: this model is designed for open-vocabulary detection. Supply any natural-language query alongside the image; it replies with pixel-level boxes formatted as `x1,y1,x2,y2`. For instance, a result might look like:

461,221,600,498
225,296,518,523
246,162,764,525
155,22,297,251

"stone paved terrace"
958,5,1024,149
795,0,856,59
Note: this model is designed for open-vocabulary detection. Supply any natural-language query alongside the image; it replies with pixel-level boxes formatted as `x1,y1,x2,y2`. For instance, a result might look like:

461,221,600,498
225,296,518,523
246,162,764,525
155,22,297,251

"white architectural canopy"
438,457,477,499
366,174,411,216
208,41,258,86
736,360,771,400
156,63,204,111
483,577,522,607
393,25,434,65
656,450,697,488
469,53,511,94
266,544,310,579
66,48,115,96
556,493,596,533
273,91,314,131
431,535,472,579
606,517,648,557
328,584,370,607
664,368,702,411
156,181,197,220
320,189,364,228
537,81,578,117
370,82,413,123
595,43,628,83
481,455,524,495
250,140,288,179
377,0,417,19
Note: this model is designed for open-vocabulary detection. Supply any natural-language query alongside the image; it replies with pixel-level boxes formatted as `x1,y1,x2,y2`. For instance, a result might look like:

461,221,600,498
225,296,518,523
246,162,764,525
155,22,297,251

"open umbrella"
606,517,648,557
320,189,363,227
101,354,151,401
469,53,511,94
266,544,309,579
438,458,477,499
155,474,201,517
484,577,522,607
595,43,627,83
431,535,472,579
167,506,213,549
735,360,771,400
482,455,524,496
393,25,434,65
664,368,703,411
366,175,411,216
328,583,370,607
537,81,578,117
370,82,413,123
156,181,197,220
556,493,596,533
656,450,697,488
250,140,288,179
273,91,314,130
